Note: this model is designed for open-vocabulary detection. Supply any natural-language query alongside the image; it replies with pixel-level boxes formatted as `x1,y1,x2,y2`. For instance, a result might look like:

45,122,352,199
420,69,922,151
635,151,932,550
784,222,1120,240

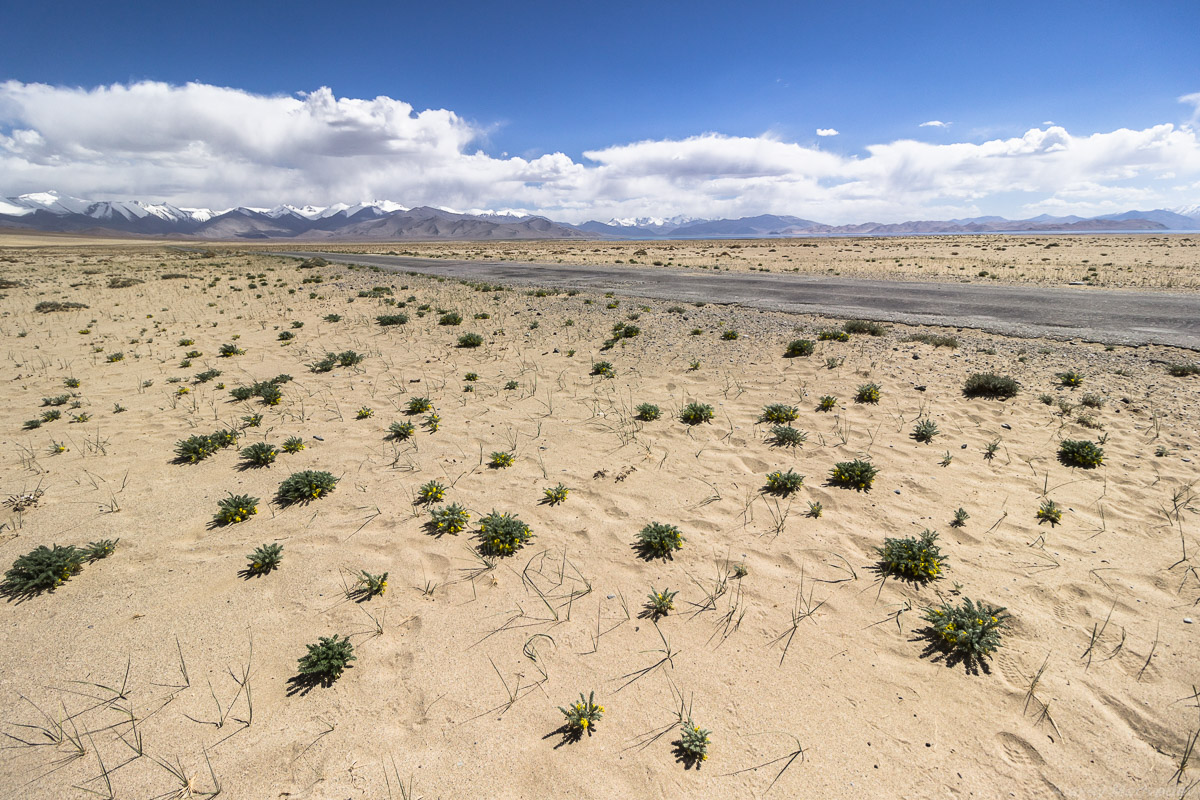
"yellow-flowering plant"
559,691,604,738
214,493,259,525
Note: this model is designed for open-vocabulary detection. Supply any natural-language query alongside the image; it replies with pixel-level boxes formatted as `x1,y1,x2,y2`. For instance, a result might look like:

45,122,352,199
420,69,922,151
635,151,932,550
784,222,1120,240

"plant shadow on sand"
910,626,994,676
286,666,353,697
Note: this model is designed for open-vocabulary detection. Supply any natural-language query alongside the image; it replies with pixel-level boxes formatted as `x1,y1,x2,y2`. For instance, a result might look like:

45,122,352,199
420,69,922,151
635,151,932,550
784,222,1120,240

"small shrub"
64,377,81,388
1038,393,1054,405
635,403,661,421
854,383,881,403
377,313,409,326
679,402,713,425
843,319,886,336
720,329,739,340
416,480,446,504
388,421,416,440
324,314,342,322
278,330,295,341
430,503,470,535
829,459,878,491
175,434,218,463
877,529,945,581
41,409,62,422
295,635,355,686
816,395,838,412
983,438,1001,461
218,343,245,357
489,451,515,469
912,418,939,443
337,350,365,367
277,470,337,505
922,597,1009,662
962,373,1020,399
674,720,711,766
784,339,814,357
107,352,124,363
438,311,463,326
591,360,614,378
35,300,88,313
1166,363,1200,377
43,394,71,407
354,571,388,599
559,691,604,738
1,544,84,598
951,508,969,528
194,369,221,383
240,442,278,467
179,338,195,347
257,383,283,406
504,380,519,390
1036,499,1063,526
215,493,259,525
905,333,958,348
242,414,263,428
406,397,432,414
636,522,684,559
423,412,441,433
818,329,849,342
1079,393,1105,409
356,407,374,420
807,501,823,518
758,404,799,424
457,332,484,348
1058,439,1104,468
543,483,569,505
767,425,807,448
645,587,677,619
764,469,804,496
1057,370,1083,387
478,511,533,556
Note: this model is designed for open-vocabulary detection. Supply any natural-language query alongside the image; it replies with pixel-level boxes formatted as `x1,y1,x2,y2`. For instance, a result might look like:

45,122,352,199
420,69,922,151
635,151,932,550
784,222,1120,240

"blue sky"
2,0,1199,222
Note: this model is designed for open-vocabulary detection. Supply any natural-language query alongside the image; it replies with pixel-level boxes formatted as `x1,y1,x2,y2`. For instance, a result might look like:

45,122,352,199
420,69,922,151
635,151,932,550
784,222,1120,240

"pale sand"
0,243,1198,799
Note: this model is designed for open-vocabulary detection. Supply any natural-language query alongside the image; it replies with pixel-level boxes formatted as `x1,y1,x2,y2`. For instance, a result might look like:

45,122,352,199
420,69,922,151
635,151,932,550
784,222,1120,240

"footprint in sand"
994,651,1027,689
996,732,1045,767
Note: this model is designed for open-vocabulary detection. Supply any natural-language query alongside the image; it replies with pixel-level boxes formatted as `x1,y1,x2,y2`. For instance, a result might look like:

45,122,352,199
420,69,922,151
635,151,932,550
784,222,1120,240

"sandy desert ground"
280,233,1200,291
0,239,1198,799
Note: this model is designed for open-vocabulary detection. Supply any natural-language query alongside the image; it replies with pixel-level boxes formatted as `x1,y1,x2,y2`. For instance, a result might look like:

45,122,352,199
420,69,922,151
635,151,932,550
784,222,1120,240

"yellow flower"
579,718,588,728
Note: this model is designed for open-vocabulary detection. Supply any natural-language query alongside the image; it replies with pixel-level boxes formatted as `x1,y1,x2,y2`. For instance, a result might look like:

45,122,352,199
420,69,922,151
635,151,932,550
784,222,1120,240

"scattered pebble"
313,435,324,441
1185,618,1193,624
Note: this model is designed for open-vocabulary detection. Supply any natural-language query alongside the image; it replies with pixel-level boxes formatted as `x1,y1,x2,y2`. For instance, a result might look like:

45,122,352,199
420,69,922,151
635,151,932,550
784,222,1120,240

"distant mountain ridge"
1,191,1198,240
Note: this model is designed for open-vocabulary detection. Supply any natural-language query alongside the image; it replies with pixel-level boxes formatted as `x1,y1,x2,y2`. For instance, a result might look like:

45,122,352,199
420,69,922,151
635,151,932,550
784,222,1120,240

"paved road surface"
270,251,1200,350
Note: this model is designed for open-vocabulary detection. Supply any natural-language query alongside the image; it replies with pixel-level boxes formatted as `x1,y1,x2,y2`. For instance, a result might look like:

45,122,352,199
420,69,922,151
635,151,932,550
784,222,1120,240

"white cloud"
1181,92,1200,124
815,128,839,137
919,120,949,128
2,80,1200,224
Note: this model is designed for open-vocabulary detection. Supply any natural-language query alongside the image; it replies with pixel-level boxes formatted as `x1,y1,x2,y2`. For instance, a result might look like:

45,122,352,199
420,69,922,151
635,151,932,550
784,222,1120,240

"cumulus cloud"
2,80,1200,223
815,128,839,137
919,120,949,128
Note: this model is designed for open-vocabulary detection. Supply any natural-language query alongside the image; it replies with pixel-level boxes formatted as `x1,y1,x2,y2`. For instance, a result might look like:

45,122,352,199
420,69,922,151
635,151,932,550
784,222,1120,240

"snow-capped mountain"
2,190,1199,240
606,215,705,230
1,191,211,225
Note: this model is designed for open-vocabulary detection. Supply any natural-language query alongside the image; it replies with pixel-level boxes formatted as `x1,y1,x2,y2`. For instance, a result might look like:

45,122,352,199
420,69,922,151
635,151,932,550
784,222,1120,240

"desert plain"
0,234,1198,799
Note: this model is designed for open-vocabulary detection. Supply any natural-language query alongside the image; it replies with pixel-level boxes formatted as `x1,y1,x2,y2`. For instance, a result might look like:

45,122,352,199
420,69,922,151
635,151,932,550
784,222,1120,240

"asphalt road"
270,251,1200,350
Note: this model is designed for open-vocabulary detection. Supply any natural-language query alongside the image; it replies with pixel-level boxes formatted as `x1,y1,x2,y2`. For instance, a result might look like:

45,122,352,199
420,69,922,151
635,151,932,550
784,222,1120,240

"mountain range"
2,191,1198,241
